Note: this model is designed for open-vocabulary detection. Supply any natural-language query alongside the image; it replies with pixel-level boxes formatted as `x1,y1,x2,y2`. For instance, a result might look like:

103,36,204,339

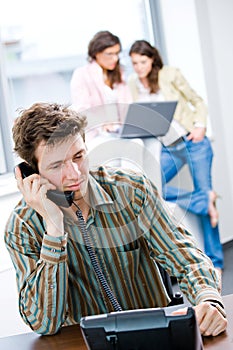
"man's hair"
13,102,87,170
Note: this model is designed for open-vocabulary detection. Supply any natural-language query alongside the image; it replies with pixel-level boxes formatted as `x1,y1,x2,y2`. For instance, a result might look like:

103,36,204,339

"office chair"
157,263,184,306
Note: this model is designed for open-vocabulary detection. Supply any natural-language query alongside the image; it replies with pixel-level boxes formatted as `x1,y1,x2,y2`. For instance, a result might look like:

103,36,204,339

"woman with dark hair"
70,31,131,111
128,40,224,279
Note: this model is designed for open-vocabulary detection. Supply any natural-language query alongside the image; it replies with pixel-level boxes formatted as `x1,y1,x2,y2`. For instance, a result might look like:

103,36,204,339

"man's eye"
75,154,83,160
51,164,61,169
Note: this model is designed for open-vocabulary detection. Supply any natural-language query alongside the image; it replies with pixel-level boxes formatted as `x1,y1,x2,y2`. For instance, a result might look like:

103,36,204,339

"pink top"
70,61,132,112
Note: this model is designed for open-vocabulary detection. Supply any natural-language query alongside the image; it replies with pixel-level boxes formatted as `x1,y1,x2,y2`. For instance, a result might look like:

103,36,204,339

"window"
0,0,154,173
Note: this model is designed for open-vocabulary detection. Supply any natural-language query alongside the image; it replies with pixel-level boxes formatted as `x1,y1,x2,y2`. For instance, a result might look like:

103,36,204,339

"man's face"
35,134,89,202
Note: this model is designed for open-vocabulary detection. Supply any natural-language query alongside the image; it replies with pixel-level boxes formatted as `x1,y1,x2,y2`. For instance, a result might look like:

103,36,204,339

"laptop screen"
80,306,203,350
119,101,177,139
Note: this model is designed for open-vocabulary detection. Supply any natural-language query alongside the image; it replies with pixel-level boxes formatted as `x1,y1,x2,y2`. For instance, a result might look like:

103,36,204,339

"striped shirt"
5,166,223,335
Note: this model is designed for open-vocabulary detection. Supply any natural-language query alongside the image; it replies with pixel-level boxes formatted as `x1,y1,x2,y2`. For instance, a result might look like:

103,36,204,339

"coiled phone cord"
74,204,122,312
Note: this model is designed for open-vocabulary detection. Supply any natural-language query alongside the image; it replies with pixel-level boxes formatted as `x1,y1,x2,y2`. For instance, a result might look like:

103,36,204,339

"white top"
136,78,165,103
103,83,118,104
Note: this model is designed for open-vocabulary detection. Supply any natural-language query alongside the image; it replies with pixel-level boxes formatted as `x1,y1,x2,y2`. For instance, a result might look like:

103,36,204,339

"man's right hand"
15,166,65,237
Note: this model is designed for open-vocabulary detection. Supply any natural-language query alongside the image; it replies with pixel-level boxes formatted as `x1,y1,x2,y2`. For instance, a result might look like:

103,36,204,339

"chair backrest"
157,263,184,306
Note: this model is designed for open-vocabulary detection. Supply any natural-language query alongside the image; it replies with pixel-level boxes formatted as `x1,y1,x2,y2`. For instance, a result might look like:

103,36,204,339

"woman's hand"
15,166,64,237
187,127,206,142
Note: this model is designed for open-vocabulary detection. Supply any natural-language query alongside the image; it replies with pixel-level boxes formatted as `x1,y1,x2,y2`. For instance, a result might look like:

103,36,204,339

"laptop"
118,101,177,139
80,305,203,350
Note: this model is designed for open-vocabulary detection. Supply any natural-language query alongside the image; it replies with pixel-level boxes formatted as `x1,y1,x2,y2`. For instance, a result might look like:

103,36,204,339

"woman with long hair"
70,30,131,111
128,39,224,277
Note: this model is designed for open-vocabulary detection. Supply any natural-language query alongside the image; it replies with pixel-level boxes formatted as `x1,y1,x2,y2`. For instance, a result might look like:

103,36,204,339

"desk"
0,294,232,350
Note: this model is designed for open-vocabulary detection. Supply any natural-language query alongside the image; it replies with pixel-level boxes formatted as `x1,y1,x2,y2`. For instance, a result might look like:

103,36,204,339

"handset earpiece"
16,162,74,207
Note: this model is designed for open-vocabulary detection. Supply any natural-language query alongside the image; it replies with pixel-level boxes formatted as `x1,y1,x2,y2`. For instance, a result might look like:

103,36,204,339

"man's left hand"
194,302,227,336
172,302,227,336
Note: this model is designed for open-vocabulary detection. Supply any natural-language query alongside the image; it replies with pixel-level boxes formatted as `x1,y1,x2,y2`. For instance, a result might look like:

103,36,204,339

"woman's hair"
13,102,87,171
88,30,122,88
129,40,164,93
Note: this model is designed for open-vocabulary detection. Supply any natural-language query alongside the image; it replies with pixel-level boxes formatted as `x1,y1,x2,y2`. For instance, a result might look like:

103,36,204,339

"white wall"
195,0,233,243
159,0,207,102
159,0,233,243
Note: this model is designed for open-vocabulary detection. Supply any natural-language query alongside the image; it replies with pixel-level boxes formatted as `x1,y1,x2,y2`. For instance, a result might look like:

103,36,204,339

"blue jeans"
161,136,224,269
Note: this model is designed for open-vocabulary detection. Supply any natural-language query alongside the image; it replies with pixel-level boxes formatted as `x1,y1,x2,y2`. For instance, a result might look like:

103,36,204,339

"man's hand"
15,166,64,237
186,127,206,142
194,302,227,336
172,302,227,336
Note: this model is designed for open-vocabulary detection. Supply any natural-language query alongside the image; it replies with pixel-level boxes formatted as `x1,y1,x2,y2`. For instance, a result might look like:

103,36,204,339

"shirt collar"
63,169,129,225
88,173,114,209
88,170,132,214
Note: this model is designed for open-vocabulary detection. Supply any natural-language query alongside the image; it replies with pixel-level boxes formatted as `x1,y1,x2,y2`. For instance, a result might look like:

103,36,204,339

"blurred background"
0,0,233,337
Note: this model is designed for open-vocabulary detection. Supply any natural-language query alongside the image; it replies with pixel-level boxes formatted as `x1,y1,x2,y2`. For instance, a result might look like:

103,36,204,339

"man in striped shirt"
5,102,227,336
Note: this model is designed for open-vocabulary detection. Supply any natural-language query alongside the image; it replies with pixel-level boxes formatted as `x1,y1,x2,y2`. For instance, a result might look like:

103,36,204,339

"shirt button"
50,284,54,289
51,248,56,253
61,246,65,252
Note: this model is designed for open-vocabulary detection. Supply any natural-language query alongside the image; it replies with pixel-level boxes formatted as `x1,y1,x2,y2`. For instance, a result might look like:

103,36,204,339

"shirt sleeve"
4,212,69,335
135,175,224,307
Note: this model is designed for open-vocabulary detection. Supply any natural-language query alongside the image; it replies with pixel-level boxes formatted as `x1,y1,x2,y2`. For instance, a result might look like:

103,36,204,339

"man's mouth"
65,180,84,191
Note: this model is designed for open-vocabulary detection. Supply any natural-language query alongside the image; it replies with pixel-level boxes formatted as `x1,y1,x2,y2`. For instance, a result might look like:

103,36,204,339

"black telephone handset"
16,162,74,208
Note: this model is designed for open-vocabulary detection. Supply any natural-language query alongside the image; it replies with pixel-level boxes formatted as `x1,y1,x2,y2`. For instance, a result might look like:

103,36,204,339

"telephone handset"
16,162,74,208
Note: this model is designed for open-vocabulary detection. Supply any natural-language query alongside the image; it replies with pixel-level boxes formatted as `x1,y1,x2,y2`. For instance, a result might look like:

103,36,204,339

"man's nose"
64,162,80,178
